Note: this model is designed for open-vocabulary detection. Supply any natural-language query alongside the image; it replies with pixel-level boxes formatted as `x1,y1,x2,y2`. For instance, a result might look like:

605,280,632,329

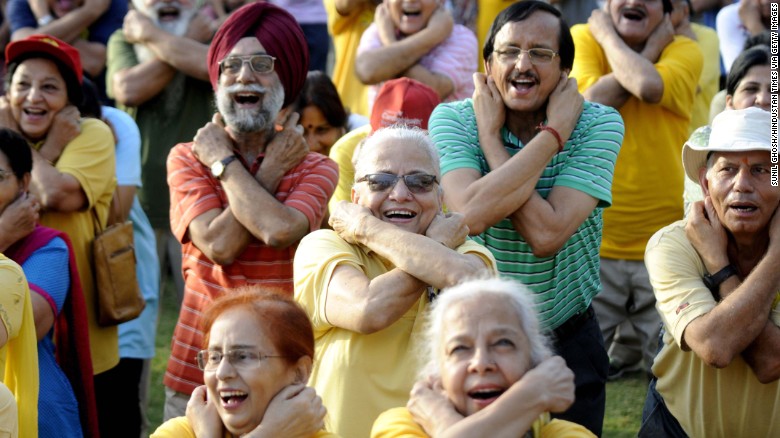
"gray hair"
353,126,441,182
420,277,552,379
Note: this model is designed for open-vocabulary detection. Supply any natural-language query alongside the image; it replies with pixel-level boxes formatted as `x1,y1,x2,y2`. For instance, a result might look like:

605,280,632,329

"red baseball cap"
5,34,83,84
370,78,440,132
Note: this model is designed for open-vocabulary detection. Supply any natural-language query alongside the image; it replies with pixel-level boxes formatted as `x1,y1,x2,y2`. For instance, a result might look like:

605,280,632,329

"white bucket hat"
682,107,771,181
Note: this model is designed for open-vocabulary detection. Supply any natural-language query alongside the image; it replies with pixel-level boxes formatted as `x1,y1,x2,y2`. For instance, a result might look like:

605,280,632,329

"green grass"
148,279,179,432
147,286,648,436
603,374,648,437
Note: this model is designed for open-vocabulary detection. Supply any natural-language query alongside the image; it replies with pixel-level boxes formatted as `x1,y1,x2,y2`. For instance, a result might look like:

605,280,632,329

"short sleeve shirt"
430,99,623,330
164,146,338,394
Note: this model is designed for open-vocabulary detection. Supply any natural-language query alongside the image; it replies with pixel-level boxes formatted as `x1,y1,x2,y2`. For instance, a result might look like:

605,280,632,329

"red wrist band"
536,123,564,153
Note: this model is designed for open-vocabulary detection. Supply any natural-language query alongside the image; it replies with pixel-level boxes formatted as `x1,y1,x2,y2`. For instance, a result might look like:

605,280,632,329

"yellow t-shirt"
570,25,703,260
328,124,371,211
0,255,37,437
35,118,119,374
325,0,374,117
645,221,780,437
370,407,595,437
0,382,17,438
151,416,339,438
294,230,496,438
475,0,516,73
689,23,720,134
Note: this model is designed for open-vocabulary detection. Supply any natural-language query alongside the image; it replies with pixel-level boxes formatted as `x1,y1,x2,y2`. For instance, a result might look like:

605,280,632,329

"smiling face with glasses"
486,11,564,114
216,38,285,134
352,134,443,235
203,306,304,435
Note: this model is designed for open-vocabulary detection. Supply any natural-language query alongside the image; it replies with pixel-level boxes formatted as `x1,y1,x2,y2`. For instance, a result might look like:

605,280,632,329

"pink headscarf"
207,1,309,107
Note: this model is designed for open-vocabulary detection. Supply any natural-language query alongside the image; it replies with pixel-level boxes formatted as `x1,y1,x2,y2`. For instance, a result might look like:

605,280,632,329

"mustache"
508,71,539,83
223,84,268,94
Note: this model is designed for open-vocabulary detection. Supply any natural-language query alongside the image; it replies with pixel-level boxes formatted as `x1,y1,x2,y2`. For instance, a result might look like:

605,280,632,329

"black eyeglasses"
356,173,438,194
219,54,276,75
196,349,286,371
493,47,558,65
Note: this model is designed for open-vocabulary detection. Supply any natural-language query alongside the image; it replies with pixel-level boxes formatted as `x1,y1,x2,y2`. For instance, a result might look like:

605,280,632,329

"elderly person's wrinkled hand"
247,384,326,438
643,14,675,62
42,105,81,162
261,112,308,177
329,201,372,245
123,10,155,44
0,193,39,250
185,12,214,43
587,9,616,44
193,113,234,168
472,73,505,140
522,355,575,413
685,197,730,274
186,385,222,438
407,375,463,436
546,73,583,144
425,212,468,249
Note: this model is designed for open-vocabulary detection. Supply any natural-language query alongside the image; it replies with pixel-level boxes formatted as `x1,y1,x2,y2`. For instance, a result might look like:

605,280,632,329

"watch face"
211,161,225,177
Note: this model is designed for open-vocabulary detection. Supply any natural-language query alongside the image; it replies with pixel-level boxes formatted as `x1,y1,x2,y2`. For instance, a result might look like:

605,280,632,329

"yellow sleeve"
570,24,609,94
370,407,429,438
0,257,28,341
456,240,498,272
328,126,370,211
644,223,715,346
55,118,116,209
540,419,597,437
293,230,365,337
656,36,703,119
150,417,196,438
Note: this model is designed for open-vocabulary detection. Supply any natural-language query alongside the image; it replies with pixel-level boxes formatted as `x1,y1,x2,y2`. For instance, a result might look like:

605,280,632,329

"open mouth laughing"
220,390,248,408
621,7,646,21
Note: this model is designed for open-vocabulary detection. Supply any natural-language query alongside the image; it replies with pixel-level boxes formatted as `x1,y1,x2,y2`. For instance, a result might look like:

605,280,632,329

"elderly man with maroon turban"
161,1,339,420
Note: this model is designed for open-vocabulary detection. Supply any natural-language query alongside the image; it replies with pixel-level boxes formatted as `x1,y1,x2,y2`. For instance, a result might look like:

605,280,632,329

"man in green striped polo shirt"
428,2,623,435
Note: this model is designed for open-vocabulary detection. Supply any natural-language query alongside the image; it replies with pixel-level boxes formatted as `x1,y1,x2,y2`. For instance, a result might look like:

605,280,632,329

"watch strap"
703,265,738,292
212,154,237,179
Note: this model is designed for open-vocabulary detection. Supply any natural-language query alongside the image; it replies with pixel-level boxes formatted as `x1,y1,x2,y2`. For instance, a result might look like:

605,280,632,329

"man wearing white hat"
640,107,780,437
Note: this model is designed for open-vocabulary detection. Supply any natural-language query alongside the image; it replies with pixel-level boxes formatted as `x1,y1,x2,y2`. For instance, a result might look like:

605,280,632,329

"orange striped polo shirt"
163,143,338,394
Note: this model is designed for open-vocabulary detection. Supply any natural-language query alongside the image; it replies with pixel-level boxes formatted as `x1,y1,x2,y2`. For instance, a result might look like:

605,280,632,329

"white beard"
131,0,196,63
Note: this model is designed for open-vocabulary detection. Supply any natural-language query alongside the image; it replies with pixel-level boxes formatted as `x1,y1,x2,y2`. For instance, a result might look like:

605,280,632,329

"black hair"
79,76,103,119
744,30,771,51
4,52,83,107
0,128,33,179
294,70,348,130
662,0,673,14
482,0,574,71
726,45,770,96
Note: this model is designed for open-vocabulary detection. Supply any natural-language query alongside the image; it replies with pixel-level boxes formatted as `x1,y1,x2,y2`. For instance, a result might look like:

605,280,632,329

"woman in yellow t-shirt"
153,289,337,438
372,277,595,438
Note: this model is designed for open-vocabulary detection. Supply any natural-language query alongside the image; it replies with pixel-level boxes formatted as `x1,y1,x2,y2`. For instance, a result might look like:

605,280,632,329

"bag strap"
93,186,125,234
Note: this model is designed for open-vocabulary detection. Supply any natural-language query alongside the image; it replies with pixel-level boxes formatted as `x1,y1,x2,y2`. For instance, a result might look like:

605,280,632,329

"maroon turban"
207,1,309,107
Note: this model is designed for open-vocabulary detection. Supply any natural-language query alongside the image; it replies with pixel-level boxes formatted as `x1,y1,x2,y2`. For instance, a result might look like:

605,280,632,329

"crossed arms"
320,203,493,334
169,114,336,265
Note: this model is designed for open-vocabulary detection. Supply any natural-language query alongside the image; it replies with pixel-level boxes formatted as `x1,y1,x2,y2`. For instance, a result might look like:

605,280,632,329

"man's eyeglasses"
493,47,558,65
219,54,276,75
196,349,286,371
356,173,438,194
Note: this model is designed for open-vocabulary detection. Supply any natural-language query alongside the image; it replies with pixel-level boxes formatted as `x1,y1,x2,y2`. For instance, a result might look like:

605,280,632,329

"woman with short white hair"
372,277,595,437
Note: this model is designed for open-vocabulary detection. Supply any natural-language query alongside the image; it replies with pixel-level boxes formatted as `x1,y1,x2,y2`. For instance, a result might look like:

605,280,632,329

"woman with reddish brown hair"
152,289,336,438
